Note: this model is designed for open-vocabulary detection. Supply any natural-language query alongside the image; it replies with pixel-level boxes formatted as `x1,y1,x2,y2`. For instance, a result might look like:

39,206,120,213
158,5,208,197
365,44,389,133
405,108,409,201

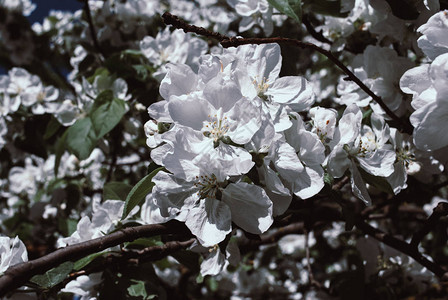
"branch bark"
0,221,190,297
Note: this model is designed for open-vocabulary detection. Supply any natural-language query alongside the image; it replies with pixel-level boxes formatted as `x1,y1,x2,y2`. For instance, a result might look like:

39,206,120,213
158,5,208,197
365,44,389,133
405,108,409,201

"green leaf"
127,280,156,299
30,261,74,288
73,252,106,271
121,167,164,220
121,49,144,59
125,237,163,248
43,116,61,140
58,218,78,237
90,98,126,139
66,117,97,160
87,67,110,84
91,89,114,112
268,0,302,22
103,181,133,201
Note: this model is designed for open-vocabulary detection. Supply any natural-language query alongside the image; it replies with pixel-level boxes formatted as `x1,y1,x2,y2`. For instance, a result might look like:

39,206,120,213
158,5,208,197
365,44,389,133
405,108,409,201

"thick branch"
410,202,448,250
53,238,196,292
0,221,189,297
162,12,412,134
355,219,447,279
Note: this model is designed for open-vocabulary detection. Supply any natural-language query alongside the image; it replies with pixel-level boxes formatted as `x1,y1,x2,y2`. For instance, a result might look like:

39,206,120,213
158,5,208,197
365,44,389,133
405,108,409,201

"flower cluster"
400,10,448,151
0,1,447,299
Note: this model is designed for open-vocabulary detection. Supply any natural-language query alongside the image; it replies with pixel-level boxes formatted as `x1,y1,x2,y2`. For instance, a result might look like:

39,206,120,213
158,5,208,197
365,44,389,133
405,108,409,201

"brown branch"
52,238,195,292
162,12,412,134
239,222,304,253
0,221,190,297
302,14,333,45
410,202,448,250
355,219,448,279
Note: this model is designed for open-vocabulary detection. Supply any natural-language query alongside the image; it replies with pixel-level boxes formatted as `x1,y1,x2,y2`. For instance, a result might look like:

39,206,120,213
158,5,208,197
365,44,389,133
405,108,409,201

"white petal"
185,198,232,247
159,63,198,99
222,183,273,234
349,159,372,205
267,76,314,111
200,247,226,276
338,104,362,145
357,148,396,177
274,142,304,182
168,95,211,130
327,144,350,178
293,165,325,199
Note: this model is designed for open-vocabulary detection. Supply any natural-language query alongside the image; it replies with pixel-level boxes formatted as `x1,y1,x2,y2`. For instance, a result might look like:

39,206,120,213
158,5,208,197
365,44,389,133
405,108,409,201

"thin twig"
162,12,412,134
239,222,304,253
83,0,105,59
302,14,333,45
410,202,448,250
305,230,321,289
355,219,447,279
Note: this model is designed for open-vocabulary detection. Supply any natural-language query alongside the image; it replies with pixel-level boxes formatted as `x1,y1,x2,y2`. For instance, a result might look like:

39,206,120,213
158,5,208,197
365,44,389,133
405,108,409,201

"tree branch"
162,12,412,134
410,202,448,250
355,219,448,279
239,222,304,253
51,238,195,293
83,0,105,59
0,221,190,297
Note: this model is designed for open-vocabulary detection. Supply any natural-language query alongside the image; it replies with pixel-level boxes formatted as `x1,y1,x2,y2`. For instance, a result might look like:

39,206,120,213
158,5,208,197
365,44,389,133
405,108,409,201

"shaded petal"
185,198,232,247
357,148,396,177
293,165,325,199
267,76,314,111
327,144,350,178
222,183,273,234
349,159,372,205
168,95,211,130
200,248,226,276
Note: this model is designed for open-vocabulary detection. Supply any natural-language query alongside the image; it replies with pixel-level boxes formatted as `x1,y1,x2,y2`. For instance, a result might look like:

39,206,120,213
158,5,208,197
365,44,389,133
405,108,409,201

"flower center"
193,174,219,199
397,147,420,174
315,119,331,142
357,132,377,157
253,76,269,101
159,49,169,63
202,110,229,143
37,91,46,102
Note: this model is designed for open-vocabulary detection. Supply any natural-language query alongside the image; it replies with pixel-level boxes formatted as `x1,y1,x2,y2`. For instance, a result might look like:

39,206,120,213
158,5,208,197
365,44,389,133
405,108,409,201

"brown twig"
239,222,304,253
302,14,333,45
83,0,105,59
162,12,412,134
0,221,190,297
410,202,448,250
355,219,447,279
52,239,195,292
